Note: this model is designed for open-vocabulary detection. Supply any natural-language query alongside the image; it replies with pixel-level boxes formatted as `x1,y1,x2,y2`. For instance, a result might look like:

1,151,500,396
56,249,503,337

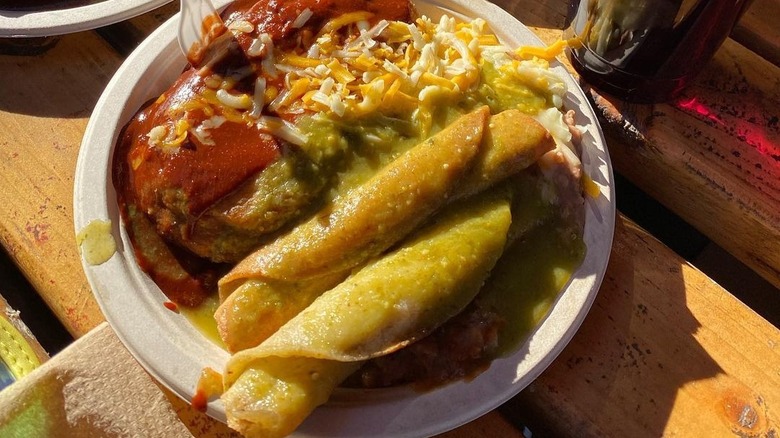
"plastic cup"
565,0,753,103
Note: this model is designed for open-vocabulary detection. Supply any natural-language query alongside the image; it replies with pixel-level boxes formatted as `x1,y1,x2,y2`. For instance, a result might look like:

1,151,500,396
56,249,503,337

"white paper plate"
0,0,172,38
74,1,615,436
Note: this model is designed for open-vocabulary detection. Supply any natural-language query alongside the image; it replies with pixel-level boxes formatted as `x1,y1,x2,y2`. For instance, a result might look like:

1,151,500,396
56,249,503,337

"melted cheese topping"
149,12,573,155
269,15,492,133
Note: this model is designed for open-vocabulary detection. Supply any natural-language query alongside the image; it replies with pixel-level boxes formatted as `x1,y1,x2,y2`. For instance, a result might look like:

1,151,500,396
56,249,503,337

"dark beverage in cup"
565,0,753,103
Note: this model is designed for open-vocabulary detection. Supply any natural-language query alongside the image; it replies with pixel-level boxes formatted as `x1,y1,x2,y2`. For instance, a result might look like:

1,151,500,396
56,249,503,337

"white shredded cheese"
177,12,572,147
247,37,266,58
228,20,254,34
259,33,278,78
250,77,267,118
147,125,167,145
407,22,425,50
216,89,253,109
256,116,308,145
191,126,215,146
292,8,313,28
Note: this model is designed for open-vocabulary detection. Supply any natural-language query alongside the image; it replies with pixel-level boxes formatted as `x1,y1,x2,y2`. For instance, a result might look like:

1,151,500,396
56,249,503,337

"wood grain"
732,0,780,66
0,3,178,340
0,31,124,337
0,1,776,437
497,0,780,290
96,2,179,56
505,216,780,436
590,39,780,290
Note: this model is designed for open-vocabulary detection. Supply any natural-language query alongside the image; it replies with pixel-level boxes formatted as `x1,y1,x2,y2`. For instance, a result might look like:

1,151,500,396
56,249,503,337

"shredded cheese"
148,12,571,155
228,20,254,34
292,8,313,28
258,14,511,133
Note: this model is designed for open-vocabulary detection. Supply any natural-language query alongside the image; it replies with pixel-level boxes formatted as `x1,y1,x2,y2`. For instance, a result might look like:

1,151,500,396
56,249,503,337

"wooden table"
0,0,777,436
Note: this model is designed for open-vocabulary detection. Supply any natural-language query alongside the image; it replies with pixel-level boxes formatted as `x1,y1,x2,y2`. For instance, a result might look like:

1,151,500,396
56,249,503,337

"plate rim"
0,0,173,38
74,0,616,436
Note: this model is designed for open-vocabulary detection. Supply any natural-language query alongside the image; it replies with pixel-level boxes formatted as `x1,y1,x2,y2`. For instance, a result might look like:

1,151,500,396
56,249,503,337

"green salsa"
179,295,224,348
291,59,562,197
482,217,586,355
182,59,584,364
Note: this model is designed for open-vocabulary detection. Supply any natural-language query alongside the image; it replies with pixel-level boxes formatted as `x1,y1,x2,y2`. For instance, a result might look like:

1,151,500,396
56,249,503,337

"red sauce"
192,367,223,412
224,0,412,51
191,389,209,412
113,0,413,305
114,98,226,307
163,301,179,312
125,69,281,217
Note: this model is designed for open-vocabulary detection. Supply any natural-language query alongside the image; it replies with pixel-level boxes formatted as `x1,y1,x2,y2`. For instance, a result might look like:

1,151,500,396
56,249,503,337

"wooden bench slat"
504,216,780,436
0,2,776,437
0,31,125,337
591,37,780,289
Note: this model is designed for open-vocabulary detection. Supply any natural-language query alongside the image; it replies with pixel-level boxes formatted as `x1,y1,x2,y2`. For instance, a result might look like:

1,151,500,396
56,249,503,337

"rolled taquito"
221,192,513,437
216,109,553,352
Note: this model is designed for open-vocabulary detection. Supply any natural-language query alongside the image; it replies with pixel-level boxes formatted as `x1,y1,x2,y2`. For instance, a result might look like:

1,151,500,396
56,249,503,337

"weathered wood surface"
0,0,777,436
592,42,780,291
506,217,780,436
1,216,776,437
0,31,121,337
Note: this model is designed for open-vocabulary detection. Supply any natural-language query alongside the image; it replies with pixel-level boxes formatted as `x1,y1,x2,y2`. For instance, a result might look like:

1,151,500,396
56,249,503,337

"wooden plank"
439,413,524,438
0,0,176,341
96,2,179,56
0,31,126,337
589,38,780,290
504,215,780,436
3,215,776,437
